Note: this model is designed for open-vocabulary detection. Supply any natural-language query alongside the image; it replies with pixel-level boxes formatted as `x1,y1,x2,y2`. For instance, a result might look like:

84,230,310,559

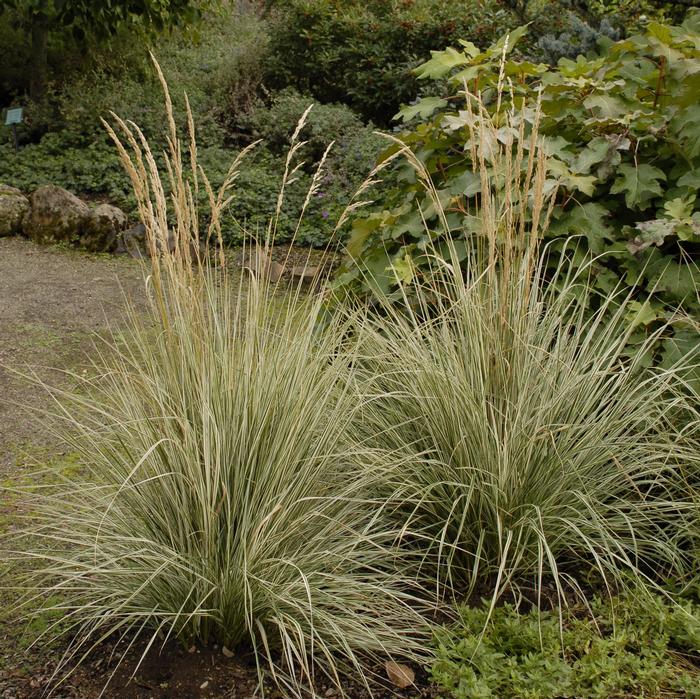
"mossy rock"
0,184,30,237
22,184,89,246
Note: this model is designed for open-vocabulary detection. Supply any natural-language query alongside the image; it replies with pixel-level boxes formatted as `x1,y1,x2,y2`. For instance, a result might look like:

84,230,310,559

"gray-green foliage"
537,11,620,64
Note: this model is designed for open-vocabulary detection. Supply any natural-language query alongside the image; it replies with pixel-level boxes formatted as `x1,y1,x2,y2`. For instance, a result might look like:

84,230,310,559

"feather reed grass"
5,58,431,697
347,83,700,609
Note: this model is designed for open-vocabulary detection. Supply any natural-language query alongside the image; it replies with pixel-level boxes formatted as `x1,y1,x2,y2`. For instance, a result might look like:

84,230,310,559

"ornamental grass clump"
6,61,430,696
349,83,700,607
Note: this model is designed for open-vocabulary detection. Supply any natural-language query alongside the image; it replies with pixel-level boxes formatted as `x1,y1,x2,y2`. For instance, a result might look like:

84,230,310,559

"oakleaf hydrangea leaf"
611,163,666,210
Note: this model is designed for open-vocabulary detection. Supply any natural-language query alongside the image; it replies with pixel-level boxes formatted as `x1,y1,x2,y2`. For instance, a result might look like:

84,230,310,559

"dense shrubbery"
0,9,245,206
5,2,696,252
0,9,383,246
263,0,693,124
216,149,343,247
247,89,382,188
202,89,384,246
433,591,700,697
264,0,515,124
337,14,700,370
215,90,384,245
0,136,130,203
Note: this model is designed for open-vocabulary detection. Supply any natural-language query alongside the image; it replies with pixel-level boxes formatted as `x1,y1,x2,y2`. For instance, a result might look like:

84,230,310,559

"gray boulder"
116,223,205,261
116,222,148,258
0,184,30,237
81,203,128,253
242,246,285,281
22,185,89,245
289,264,321,286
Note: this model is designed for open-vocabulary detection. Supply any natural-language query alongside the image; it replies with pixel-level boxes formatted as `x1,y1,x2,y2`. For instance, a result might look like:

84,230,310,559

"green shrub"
248,88,382,184
587,0,695,25
0,7,259,189
219,89,384,245
336,14,700,369
432,591,700,698
263,0,689,124
0,137,133,205
0,141,345,249
0,10,358,248
265,0,515,124
217,149,346,247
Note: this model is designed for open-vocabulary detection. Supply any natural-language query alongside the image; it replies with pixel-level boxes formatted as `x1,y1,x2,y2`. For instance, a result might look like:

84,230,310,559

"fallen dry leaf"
385,660,415,688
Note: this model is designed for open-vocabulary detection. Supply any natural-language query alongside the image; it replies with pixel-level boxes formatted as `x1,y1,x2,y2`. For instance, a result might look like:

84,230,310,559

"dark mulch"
2,634,437,699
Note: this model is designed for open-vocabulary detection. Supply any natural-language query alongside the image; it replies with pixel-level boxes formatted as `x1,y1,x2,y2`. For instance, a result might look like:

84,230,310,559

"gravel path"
0,237,146,474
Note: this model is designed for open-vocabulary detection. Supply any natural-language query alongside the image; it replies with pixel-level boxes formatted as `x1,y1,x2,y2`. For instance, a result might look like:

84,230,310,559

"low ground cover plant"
432,590,700,697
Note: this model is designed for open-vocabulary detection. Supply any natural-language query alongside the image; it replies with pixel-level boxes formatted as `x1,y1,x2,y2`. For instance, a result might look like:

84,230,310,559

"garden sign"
4,107,23,151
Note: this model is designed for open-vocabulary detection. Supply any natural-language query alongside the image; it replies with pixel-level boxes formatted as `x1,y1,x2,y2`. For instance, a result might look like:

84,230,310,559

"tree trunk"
29,12,49,103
